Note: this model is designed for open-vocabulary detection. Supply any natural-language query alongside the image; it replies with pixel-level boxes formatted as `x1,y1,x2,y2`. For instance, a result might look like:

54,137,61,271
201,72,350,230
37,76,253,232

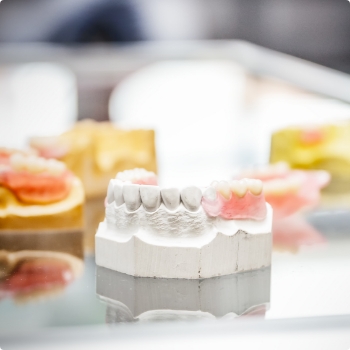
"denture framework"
95,169,273,279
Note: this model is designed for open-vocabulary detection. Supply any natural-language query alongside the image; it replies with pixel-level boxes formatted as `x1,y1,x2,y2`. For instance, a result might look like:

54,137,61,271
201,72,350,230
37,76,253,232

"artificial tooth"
161,187,181,211
106,180,115,204
123,184,141,211
140,185,161,212
203,186,217,201
217,180,231,199
113,180,124,206
230,179,248,197
181,186,202,212
246,179,263,195
46,159,66,175
10,153,25,171
210,181,219,189
30,157,46,173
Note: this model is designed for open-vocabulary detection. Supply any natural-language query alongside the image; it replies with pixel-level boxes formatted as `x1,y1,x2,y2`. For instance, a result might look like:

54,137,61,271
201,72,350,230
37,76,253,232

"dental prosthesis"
236,162,330,251
270,123,350,192
29,120,157,199
0,149,84,233
95,169,273,279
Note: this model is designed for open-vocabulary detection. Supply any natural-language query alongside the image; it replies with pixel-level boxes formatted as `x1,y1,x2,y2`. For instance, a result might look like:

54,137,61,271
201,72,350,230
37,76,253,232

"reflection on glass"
0,250,83,304
0,225,84,304
96,266,271,323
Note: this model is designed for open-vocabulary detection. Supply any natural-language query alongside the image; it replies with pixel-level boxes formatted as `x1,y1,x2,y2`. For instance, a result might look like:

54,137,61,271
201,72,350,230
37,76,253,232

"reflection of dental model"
96,265,271,322
95,169,273,279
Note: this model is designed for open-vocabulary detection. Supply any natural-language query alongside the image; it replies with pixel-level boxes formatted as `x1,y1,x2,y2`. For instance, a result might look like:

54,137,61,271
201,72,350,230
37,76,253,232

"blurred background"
0,0,350,73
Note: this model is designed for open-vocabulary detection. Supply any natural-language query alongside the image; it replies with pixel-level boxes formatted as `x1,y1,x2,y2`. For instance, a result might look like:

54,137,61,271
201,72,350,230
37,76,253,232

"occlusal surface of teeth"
230,179,248,197
161,187,181,211
181,186,202,212
123,184,141,211
140,185,161,212
217,180,231,200
246,179,263,195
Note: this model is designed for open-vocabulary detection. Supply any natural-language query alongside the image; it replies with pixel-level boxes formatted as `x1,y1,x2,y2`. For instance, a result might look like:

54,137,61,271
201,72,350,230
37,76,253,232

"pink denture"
202,191,267,221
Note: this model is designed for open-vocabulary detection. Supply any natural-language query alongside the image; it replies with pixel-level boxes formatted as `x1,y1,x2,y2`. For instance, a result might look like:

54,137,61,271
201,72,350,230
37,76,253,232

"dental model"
270,123,350,192
0,150,84,233
29,120,157,199
95,169,272,279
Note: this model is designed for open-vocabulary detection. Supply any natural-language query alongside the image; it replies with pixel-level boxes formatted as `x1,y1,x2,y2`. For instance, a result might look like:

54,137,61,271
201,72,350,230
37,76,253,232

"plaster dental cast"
95,169,272,279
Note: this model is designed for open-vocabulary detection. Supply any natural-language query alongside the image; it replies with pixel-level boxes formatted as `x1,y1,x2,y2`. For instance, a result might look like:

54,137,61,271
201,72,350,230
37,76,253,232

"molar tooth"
247,179,263,195
230,179,248,197
161,187,181,211
123,184,141,211
181,186,202,212
140,185,161,212
217,180,231,199
203,186,217,201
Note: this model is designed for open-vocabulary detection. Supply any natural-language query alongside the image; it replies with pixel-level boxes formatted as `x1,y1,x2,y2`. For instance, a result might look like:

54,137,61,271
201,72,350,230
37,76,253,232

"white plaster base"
95,205,272,279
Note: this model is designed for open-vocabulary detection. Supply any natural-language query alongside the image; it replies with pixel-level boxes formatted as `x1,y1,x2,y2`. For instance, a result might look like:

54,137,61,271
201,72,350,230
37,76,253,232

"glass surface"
0,209,349,332
1,42,350,344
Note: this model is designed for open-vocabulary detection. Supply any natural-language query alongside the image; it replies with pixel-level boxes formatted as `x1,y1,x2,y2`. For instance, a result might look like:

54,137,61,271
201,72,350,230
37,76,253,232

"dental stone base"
95,205,272,279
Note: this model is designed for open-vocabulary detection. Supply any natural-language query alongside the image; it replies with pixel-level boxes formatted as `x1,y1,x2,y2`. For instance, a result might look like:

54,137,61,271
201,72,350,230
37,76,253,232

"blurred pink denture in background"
236,162,330,250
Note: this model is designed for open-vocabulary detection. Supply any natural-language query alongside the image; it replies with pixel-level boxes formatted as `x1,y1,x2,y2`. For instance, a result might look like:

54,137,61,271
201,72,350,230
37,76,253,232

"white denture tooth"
203,186,217,202
113,180,124,206
161,187,181,211
10,153,25,171
140,185,161,212
106,180,115,204
218,180,231,199
181,186,202,212
247,179,263,195
210,181,219,189
230,179,248,197
46,159,66,175
273,161,290,173
123,184,141,211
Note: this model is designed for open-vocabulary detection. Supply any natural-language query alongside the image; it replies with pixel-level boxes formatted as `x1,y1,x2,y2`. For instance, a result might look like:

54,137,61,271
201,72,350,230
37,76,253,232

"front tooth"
203,186,217,201
113,180,124,206
247,179,263,195
181,186,202,212
217,180,231,199
107,180,115,204
140,185,161,212
161,187,181,210
230,179,248,197
123,184,141,211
